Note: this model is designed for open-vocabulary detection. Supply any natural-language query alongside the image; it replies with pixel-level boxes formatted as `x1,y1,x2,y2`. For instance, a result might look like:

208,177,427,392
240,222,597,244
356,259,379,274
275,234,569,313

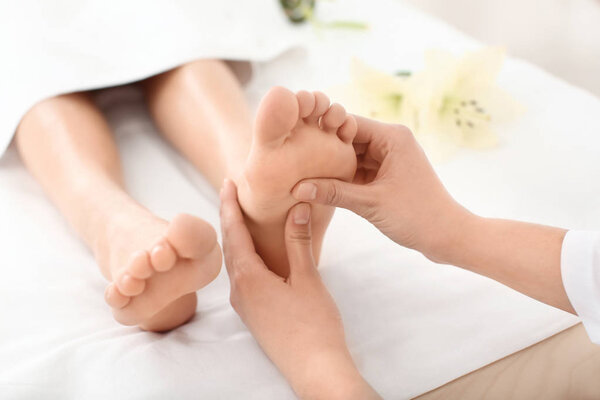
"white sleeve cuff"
561,230,600,344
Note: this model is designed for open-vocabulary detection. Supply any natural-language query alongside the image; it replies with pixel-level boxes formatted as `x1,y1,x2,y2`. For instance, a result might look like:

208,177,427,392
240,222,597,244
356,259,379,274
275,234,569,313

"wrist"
421,204,482,265
293,350,379,400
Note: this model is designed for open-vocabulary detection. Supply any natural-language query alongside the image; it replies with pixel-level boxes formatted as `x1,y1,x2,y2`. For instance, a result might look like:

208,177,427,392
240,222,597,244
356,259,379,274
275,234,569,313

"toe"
337,115,358,143
254,86,299,144
116,273,146,296
150,240,177,272
128,251,154,279
305,91,330,124
167,214,218,260
105,284,131,309
321,103,347,132
296,90,316,118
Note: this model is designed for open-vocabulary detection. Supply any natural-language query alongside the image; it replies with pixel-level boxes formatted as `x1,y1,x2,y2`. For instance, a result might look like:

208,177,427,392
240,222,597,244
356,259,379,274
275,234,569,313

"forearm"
437,214,574,313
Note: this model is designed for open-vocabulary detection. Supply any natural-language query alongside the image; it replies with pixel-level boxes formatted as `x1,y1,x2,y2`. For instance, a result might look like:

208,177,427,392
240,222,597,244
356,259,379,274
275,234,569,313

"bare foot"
102,213,222,332
237,87,357,277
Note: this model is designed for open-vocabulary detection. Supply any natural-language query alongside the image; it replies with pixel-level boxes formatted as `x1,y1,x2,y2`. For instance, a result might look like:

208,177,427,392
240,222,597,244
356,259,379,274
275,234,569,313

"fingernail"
293,203,311,225
295,182,317,201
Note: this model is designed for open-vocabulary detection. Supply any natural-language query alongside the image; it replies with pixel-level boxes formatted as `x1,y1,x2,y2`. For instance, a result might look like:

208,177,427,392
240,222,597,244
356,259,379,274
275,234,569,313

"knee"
166,59,227,84
178,58,224,73
16,92,91,150
19,93,89,132
143,59,227,100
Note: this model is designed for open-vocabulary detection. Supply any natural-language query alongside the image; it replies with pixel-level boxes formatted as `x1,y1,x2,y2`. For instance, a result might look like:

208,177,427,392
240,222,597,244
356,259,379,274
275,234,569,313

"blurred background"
405,0,600,97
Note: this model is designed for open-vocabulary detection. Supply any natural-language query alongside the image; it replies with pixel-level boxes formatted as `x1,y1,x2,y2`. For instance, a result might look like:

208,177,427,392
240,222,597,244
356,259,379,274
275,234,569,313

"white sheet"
1,0,599,399
0,0,305,155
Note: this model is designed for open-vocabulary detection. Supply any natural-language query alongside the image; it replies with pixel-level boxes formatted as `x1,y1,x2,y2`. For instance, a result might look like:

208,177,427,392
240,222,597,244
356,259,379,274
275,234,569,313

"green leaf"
395,70,412,77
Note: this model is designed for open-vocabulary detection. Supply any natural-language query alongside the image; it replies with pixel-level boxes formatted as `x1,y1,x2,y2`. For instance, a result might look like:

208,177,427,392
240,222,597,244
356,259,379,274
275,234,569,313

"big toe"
254,86,299,144
167,214,218,260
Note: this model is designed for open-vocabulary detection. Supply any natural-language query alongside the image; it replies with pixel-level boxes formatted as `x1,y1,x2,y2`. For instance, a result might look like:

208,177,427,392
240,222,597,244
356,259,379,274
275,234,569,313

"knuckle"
381,122,404,138
387,123,412,137
390,124,416,146
287,230,312,244
326,181,341,205
228,256,254,288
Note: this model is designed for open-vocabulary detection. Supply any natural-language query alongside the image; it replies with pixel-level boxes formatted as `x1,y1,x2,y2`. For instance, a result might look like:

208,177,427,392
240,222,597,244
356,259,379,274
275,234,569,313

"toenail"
293,203,311,225
295,182,316,201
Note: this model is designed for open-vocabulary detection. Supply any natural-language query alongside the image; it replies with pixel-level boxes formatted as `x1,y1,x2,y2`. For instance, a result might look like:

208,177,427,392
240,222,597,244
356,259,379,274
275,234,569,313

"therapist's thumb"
292,178,373,217
285,203,317,277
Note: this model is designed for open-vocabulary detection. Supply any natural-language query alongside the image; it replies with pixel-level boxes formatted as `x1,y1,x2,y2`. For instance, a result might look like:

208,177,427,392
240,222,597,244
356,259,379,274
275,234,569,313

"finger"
358,151,381,171
291,178,374,217
285,203,317,278
353,142,368,156
352,114,386,144
219,179,259,275
354,115,412,163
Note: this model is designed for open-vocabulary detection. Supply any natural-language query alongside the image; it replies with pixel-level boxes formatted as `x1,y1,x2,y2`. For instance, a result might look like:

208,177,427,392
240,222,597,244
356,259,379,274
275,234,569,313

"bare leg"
144,61,357,277
143,59,252,188
16,93,221,331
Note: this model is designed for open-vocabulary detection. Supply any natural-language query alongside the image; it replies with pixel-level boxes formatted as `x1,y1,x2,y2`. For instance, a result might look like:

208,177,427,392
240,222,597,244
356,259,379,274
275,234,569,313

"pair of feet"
103,87,357,331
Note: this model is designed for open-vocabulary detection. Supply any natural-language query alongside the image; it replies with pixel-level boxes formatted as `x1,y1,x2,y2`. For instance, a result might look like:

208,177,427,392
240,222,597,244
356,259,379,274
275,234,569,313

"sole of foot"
237,86,357,277
104,213,222,332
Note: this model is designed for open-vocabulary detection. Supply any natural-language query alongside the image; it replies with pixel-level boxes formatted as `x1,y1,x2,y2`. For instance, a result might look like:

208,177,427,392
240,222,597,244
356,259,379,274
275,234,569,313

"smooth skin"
17,59,264,331
219,115,576,398
220,179,380,400
292,115,574,314
237,87,357,277
16,92,222,331
15,60,254,331
15,58,357,330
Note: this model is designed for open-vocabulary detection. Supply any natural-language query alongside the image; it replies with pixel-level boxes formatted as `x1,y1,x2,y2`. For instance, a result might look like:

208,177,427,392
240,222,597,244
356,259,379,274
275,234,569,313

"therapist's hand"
293,117,574,313
220,179,380,400
292,116,469,263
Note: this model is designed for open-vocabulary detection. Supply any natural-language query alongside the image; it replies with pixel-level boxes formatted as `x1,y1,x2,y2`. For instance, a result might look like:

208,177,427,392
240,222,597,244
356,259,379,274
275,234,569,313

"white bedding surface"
0,0,304,155
2,0,600,399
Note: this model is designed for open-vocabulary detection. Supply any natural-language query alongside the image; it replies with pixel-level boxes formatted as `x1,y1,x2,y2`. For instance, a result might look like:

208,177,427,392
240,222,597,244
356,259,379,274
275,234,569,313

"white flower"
328,59,410,124
409,47,523,150
329,48,524,158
